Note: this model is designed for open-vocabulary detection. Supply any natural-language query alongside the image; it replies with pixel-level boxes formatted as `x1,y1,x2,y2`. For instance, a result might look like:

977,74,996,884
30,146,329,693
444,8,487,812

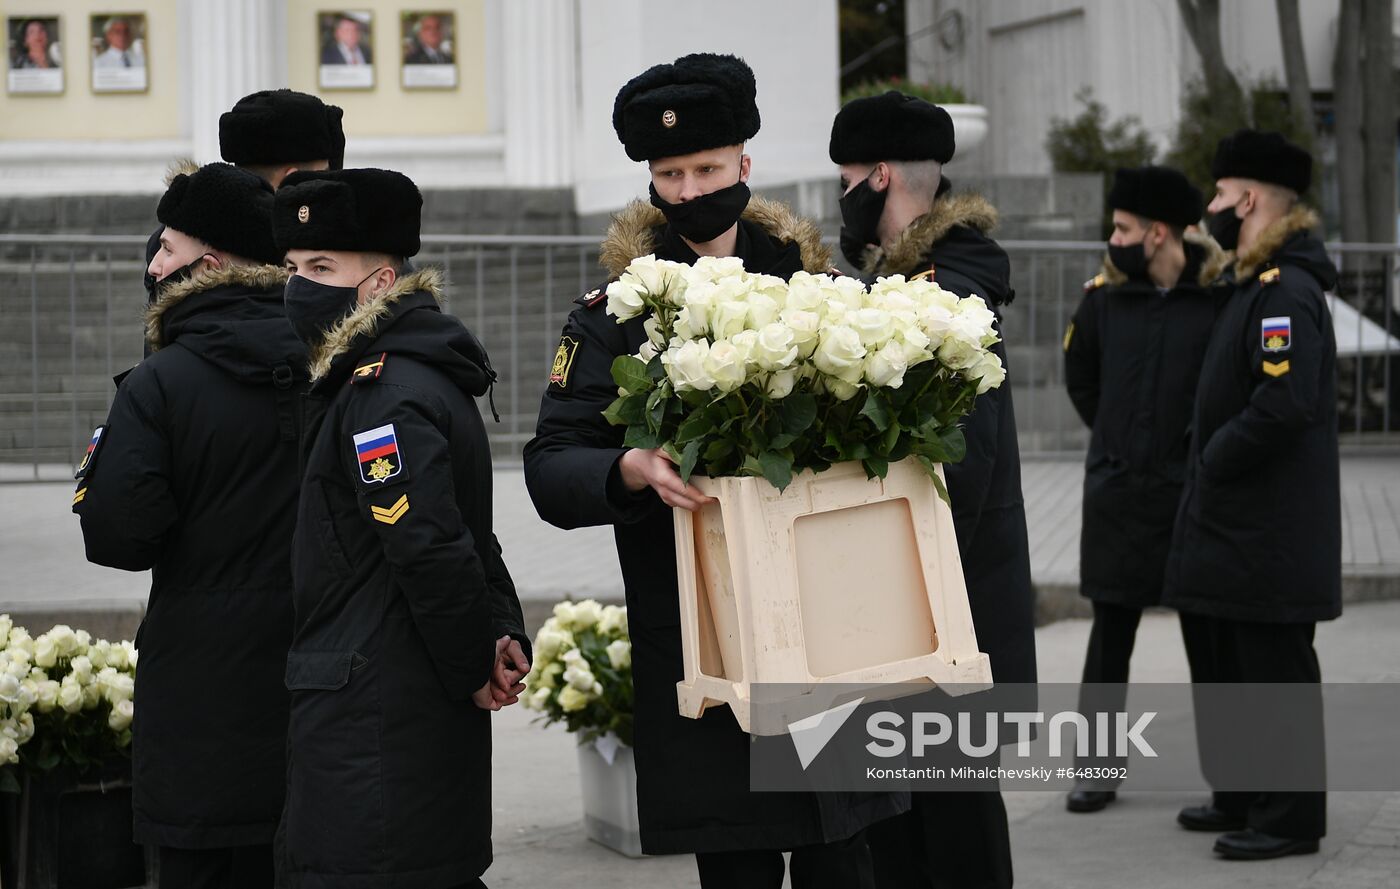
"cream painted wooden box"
673,457,993,735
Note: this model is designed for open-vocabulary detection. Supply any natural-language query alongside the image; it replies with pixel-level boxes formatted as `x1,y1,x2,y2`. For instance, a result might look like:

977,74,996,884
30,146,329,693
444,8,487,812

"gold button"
662,109,677,128
297,205,310,223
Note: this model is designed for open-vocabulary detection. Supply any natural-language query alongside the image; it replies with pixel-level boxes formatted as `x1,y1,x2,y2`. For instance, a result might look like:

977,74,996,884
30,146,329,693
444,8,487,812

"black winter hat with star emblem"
156,163,282,265
273,168,422,258
612,53,760,162
1211,129,1312,194
829,91,955,165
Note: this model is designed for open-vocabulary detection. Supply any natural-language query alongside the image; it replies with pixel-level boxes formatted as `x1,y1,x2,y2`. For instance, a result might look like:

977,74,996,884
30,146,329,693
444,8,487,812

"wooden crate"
674,458,992,735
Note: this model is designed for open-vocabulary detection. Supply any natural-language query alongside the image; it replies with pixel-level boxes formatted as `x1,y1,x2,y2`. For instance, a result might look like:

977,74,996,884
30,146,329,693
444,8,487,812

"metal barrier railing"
1,233,1396,481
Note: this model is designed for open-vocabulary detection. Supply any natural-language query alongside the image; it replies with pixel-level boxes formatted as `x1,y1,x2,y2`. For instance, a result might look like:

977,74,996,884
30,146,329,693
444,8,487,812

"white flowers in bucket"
603,255,1005,496
523,600,632,746
0,615,138,786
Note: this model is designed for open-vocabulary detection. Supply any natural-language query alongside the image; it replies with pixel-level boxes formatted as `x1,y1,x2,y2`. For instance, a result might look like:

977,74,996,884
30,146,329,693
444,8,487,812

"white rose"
0,673,19,704
32,635,57,669
525,686,552,711
15,712,33,743
966,351,1007,394
746,293,782,329
779,308,822,357
680,281,718,334
897,326,933,365
57,679,83,714
626,254,679,297
813,326,867,384
642,315,665,348
956,296,1000,346
570,599,604,630
100,671,134,705
48,625,78,657
108,699,134,732
864,340,910,388
704,340,749,393
598,605,627,637
938,335,981,371
605,279,646,321
849,308,896,348
606,639,632,670
534,627,574,662
0,615,11,642
558,686,589,712
728,330,759,368
0,736,17,765
752,323,799,371
75,630,91,652
711,300,750,340
33,679,59,713
826,378,862,401
8,628,33,655
87,641,109,670
784,272,827,311
638,340,659,363
662,339,716,391
765,369,799,399
70,655,93,684
82,681,101,710
123,641,138,670
827,276,867,311
552,601,577,627
687,255,745,283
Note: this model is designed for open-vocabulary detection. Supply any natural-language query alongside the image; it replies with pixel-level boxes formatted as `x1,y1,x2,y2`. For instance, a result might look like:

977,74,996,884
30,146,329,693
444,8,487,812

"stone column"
501,0,578,187
186,0,282,163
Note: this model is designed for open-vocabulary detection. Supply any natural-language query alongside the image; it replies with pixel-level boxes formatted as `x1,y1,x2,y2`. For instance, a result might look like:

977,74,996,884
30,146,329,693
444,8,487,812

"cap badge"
298,205,310,224
661,109,677,128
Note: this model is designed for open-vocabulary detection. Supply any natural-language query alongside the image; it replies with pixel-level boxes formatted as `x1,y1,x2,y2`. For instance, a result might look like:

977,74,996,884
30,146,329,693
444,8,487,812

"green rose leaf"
676,409,717,443
759,451,794,492
703,438,735,461
863,456,889,479
916,455,953,506
624,424,663,450
611,355,653,396
859,392,892,431
602,394,646,427
678,439,702,482
780,393,819,436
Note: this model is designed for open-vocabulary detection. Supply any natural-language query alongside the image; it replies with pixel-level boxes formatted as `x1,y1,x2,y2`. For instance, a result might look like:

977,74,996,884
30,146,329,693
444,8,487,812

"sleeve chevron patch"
370,493,410,525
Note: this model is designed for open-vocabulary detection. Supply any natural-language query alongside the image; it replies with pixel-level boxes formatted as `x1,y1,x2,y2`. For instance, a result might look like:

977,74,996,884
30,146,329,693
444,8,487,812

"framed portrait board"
400,11,457,90
7,16,63,95
89,13,147,93
318,10,374,90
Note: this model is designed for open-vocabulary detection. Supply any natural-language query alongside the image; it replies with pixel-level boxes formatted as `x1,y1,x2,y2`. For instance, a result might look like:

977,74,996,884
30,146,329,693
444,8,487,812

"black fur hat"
273,168,422,258
612,53,760,162
829,91,955,165
1109,166,1204,227
156,164,281,264
219,89,347,170
1211,129,1312,194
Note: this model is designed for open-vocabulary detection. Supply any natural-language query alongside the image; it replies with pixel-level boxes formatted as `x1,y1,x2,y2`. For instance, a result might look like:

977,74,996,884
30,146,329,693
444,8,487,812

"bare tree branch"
1275,0,1314,143
1361,0,1395,243
1176,0,1244,105
1334,0,1367,242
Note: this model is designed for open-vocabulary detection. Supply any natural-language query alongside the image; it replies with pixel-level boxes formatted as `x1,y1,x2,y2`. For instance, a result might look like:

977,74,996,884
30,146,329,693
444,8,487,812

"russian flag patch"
1261,316,1291,353
353,423,405,485
75,425,105,479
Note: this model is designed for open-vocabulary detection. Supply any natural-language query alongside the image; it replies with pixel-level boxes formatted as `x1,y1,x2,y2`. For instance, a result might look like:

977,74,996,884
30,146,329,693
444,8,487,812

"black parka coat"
523,198,909,855
861,183,1038,686
73,264,304,849
1164,208,1342,624
281,268,528,888
1064,235,1224,607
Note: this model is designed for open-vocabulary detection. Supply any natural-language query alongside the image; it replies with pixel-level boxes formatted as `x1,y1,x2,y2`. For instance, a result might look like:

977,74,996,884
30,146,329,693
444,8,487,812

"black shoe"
1066,790,1116,813
1213,829,1320,860
1177,804,1247,832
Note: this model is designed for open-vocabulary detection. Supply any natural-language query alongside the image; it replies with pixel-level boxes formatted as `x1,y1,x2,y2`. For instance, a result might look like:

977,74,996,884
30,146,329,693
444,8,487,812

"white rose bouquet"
0,615,138,792
522,600,633,746
602,255,1006,497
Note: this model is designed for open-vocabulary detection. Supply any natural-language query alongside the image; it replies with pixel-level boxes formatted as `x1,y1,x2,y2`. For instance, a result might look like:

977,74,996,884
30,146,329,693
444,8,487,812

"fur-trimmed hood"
305,266,497,400
1097,229,1230,289
308,267,444,381
146,263,289,352
598,194,831,277
1232,206,1320,280
863,192,999,278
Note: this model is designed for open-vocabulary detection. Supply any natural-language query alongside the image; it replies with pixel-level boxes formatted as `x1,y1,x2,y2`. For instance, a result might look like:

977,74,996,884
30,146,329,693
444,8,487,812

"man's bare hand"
618,448,715,512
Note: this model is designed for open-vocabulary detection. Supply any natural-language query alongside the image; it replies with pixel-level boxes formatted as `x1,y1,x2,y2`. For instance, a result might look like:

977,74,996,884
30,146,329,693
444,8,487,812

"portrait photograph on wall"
89,13,147,93
400,11,457,89
7,16,63,95
318,10,374,90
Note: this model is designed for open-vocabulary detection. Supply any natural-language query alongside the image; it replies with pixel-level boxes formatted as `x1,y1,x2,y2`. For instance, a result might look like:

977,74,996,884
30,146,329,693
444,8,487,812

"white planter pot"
576,735,643,858
943,103,988,155
673,458,993,735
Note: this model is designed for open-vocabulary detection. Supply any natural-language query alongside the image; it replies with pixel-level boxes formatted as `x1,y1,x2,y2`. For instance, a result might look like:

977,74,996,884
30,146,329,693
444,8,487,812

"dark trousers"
695,832,874,889
1074,601,1144,787
1178,612,1326,840
158,845,273,889
867,792,1013,889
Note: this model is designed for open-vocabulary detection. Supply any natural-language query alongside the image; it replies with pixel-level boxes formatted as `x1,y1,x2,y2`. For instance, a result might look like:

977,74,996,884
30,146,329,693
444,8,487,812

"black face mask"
1209,204,1244,251
154,253,215,295
1107,241,1150,281
839,170,889,269
284,268,384,345
649,180,751,244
